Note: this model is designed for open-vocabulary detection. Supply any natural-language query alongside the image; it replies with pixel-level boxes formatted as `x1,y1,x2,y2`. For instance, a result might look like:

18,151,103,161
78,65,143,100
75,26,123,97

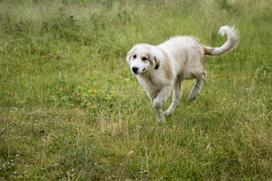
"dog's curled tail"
204,25,239,56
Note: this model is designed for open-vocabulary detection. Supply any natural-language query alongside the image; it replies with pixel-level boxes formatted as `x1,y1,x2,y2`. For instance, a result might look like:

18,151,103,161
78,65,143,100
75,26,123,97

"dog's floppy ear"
126,48,134,62
153,56,160,69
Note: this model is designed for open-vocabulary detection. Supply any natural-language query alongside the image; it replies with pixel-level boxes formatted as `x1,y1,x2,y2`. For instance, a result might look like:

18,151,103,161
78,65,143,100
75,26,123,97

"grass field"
1,0,272,180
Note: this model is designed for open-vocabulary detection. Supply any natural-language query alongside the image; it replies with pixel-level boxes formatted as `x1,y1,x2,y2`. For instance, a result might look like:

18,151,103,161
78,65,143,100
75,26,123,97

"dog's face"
127,44,160,75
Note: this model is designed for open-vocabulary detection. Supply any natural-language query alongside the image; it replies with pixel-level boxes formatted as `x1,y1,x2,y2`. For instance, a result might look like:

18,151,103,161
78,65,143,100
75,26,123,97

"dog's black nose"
132,67,139,74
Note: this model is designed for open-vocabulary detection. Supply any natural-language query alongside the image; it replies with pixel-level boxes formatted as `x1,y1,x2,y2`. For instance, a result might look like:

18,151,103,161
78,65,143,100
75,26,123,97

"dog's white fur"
127,25,239,123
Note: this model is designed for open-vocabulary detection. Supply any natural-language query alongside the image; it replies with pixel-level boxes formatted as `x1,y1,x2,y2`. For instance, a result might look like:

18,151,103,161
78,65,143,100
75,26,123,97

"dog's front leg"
153,85,172,123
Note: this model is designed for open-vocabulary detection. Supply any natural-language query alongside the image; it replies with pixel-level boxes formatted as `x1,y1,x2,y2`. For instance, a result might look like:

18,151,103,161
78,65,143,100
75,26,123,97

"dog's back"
158,36,205,78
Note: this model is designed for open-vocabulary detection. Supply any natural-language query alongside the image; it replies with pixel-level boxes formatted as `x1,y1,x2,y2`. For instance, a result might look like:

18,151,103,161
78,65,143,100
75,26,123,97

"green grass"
1,0,272,180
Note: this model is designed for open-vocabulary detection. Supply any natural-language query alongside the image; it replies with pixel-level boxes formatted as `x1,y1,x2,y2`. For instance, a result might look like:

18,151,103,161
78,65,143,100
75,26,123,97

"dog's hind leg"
189,71,206,101
165,80,183,117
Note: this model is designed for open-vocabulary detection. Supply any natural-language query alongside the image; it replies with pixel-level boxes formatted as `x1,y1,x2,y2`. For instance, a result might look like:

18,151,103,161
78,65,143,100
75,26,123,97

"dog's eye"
132,54,137,59
142,57,148,61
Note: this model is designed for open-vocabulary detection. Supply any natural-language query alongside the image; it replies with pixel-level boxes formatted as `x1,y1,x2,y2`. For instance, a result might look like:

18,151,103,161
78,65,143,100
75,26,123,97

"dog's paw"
153,98,162,108
189,96,197,101
164,110,173,117
157,119,164,124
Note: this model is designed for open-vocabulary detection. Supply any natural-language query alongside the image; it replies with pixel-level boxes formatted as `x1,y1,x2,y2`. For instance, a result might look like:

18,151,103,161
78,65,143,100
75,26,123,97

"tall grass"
0,0,272,180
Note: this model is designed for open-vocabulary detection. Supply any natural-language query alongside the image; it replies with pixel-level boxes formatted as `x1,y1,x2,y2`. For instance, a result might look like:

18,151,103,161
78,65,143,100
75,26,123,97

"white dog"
126,25,239,123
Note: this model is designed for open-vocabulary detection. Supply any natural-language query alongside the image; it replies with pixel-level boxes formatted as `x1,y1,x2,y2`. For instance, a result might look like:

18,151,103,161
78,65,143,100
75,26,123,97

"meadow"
0,0,272,180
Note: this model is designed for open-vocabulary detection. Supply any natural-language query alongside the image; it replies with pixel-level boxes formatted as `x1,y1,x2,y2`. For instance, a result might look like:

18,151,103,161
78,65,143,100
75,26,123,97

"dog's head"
126,44,160,75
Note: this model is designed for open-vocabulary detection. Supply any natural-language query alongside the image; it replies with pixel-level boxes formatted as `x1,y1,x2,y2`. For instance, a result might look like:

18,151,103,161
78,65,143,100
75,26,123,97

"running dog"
126,25,239,123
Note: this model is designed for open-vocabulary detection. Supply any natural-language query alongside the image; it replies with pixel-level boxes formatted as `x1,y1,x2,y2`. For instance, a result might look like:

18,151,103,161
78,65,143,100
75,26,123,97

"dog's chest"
137,75,162,94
